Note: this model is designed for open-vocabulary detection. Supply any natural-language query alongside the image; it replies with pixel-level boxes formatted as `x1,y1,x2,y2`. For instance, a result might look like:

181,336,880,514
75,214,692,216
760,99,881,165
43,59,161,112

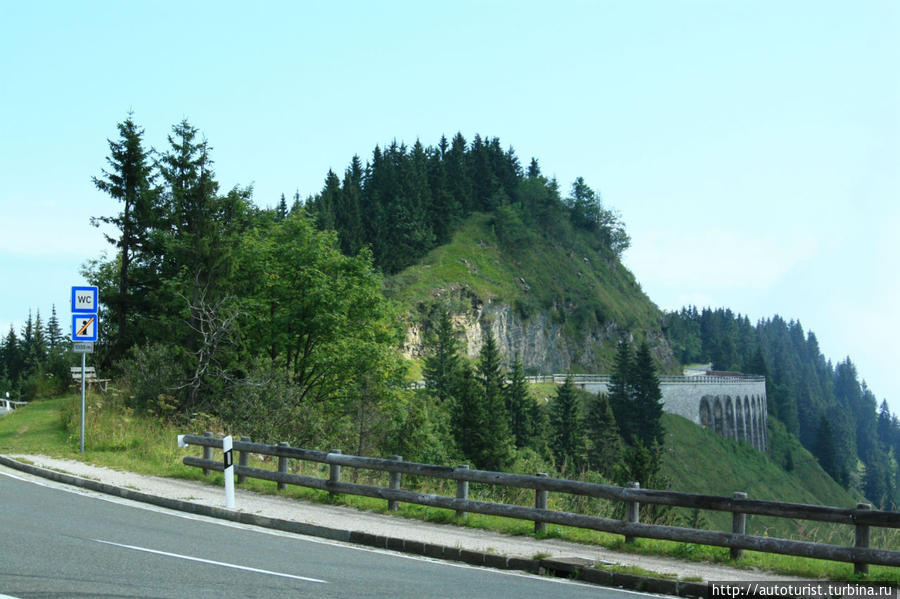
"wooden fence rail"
179,434,900,572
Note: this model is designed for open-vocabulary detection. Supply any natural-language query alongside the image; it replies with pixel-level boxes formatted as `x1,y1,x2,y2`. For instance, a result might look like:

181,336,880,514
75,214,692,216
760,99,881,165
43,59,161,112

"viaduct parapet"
528,373,767,451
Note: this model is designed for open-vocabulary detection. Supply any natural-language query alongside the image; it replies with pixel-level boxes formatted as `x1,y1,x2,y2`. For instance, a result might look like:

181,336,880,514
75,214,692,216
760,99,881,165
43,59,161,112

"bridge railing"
413,374,766,389
179,433,900,573
508,374,764,386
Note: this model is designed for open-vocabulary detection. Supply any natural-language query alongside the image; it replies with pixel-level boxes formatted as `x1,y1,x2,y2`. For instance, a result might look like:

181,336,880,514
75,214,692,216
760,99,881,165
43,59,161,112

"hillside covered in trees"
303,133,630,276
1,116,897,510
665,308,900,508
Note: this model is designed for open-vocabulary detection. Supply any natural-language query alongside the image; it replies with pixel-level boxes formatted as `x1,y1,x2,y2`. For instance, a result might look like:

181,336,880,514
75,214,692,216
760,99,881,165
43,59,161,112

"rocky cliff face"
401,289,676,374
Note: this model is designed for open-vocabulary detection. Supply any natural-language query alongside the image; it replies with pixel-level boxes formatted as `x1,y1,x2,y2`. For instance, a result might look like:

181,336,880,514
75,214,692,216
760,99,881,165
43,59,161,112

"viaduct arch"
539,373,767,451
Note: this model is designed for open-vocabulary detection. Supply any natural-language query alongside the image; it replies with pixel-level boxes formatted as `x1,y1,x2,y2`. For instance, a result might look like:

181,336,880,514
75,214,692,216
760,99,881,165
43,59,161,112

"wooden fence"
179,433,900,574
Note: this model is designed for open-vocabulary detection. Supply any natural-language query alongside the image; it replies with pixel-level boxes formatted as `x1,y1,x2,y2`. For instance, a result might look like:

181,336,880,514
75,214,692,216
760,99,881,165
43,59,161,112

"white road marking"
93,539,327,584
0,467,622,593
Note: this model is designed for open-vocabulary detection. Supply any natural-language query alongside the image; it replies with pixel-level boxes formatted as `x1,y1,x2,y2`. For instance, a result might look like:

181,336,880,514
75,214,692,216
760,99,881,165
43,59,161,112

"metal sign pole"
71,284,99,455
80,351,86,453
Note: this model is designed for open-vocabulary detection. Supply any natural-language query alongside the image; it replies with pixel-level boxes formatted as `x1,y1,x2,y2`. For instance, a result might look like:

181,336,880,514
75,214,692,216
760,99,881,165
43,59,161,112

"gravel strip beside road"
7,454,806,583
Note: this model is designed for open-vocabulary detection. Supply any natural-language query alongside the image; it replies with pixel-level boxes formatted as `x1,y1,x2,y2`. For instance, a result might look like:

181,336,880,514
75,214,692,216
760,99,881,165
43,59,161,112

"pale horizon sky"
1,1,897,414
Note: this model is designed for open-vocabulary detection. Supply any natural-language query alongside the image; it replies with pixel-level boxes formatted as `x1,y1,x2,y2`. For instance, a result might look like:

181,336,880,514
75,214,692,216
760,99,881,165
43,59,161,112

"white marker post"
223,435,235,509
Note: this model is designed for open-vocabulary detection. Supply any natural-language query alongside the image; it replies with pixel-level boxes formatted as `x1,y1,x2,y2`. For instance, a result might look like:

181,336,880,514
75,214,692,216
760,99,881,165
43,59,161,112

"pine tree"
505,355,534,449
567,177,600,231
587,392,624,478
29,310,47,368
290,189,303,215
426,142,458,245
338,156,365,255
450,362,486,466
446,133,472,213
608,338,635,443
632,341,664,447
276,193,288,220
45,305,64,349
423,310,462,405
92,114,158,357
528,392,550,457
157,119,247,352
814,415,838,481
311,169,340,231
20,311,36,373
549,376,586,474
877,400,894,448
155,120,254,410
2,326,22,383
476,330,513,471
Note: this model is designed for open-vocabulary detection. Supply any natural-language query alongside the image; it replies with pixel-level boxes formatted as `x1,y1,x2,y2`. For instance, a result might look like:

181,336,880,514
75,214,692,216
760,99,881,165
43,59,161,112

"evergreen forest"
1,116,898,510
665,307,900,508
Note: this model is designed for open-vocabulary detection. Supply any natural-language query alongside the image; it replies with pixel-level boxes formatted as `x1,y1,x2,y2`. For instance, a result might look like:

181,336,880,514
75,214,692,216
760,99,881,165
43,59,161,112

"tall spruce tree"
423,310,462,405
338,157,365,255
505,355,534,449
45,305,64,350
476,330,513,471
157,120,239,346
632,341,665,447
814,415,838,482
450,362,487,466
608,338,636,443
549,376,586,474
587,392,624,478
2,327,22,384
92,114,158,357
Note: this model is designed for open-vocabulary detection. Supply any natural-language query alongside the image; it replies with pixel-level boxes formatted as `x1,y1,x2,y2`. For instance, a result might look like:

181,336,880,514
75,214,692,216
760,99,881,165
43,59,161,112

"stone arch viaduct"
528,373,768,451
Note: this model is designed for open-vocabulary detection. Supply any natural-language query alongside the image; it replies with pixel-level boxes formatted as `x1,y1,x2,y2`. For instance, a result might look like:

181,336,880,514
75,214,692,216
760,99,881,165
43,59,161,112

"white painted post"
223,435,235,509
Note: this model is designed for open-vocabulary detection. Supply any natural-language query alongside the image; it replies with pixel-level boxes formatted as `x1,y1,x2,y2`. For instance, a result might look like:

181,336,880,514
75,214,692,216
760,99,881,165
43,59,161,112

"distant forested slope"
665,307,899,509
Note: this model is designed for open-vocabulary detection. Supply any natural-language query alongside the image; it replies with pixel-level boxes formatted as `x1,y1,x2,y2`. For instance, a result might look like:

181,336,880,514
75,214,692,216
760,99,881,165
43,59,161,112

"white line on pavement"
93,539,328,584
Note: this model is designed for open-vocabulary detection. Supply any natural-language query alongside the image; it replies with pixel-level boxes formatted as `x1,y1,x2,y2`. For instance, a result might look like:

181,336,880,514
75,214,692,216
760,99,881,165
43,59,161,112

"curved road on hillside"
0,470,659,598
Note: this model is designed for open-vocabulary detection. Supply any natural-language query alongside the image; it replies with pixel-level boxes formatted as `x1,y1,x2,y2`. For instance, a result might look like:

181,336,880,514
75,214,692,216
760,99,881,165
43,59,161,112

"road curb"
0,454,708,597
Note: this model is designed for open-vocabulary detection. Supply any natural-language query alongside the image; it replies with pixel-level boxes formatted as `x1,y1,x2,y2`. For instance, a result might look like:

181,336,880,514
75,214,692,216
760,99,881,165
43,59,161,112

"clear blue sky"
2,1,897,413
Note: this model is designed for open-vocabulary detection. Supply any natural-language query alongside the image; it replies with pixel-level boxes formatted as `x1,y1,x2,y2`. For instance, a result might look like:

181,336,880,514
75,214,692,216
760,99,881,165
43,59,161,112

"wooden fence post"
329,449,342,498
625,481,640,543
456,465,469,519
731,492,748,560
237,436,250,484
202,432,214,476
855,502,872,575
535,472,549,534
277,442,289,490
388,455,402,511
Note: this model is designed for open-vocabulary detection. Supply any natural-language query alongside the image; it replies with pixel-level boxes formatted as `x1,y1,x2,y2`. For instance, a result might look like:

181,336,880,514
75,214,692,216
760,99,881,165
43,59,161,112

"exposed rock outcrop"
401,289,676,374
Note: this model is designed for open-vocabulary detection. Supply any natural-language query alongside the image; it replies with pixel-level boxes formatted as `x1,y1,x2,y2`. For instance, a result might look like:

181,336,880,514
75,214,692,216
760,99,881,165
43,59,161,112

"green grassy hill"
385,212,677,374
385,211,872,545
662,413,864,543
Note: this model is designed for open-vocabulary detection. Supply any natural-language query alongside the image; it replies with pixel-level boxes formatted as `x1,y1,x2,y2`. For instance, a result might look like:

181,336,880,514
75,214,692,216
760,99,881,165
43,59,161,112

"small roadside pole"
176,434,236,509
71,286,99,454
223,435,235,509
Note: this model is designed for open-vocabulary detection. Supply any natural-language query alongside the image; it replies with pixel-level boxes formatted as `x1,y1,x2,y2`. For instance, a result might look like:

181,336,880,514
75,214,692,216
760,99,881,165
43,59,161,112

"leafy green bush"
116,343,188,416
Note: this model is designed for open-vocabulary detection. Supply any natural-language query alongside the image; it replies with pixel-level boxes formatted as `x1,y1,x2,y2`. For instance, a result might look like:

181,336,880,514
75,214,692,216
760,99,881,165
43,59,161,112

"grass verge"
0,393,897,584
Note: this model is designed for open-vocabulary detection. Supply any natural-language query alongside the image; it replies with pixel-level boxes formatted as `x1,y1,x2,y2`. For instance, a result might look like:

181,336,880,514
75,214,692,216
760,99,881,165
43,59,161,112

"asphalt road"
0,470,664,598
